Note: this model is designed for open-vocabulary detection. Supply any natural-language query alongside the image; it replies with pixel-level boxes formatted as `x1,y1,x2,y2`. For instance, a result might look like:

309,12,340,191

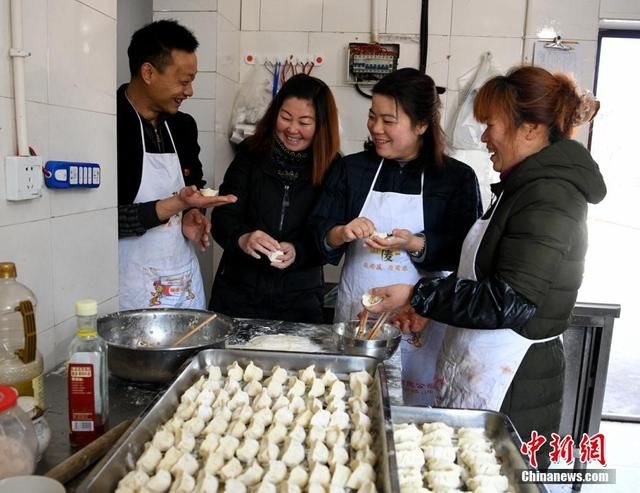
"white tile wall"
241,0,260,31
526,0,600,40
217,14,240,81
48,106,117,217
261,0,323,32
600,0,640,19
1,0,118,369
218,0,241,27
182,98,216,132
386,0,453,36
79,0,117,18
23,0,48,104
447,36,523,89
452,0,526,38
193,72,217,100
322,0,386,34
51,208,118,324
332,85,371,144
154,11,218,72
0,0,11,98
48,0,116,114
154,0,218,12
0,220,55,336
214,74,237,135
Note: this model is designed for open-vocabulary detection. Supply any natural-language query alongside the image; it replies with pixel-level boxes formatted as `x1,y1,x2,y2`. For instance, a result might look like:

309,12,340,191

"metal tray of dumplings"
78,348,396,493
388,406,548,493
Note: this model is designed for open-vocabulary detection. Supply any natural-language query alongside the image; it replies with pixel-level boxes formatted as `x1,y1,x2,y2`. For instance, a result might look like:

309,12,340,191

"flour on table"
237,335,322,353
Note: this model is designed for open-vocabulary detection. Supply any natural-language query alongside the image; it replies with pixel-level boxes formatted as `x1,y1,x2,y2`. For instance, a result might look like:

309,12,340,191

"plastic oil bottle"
67,299,108,446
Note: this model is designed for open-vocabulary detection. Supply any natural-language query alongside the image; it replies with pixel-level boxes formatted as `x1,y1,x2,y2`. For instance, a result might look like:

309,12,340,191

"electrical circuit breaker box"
346,43,400,85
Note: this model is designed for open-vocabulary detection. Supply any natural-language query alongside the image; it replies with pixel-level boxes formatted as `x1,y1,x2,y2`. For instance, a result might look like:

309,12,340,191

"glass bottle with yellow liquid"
67,299,109,446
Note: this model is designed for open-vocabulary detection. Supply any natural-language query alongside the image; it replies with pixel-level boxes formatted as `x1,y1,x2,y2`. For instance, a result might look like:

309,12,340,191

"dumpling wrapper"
268,249,285,263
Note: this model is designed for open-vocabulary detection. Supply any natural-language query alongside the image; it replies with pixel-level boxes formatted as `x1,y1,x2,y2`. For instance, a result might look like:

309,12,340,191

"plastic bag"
451,52,502,150
229,65,273,144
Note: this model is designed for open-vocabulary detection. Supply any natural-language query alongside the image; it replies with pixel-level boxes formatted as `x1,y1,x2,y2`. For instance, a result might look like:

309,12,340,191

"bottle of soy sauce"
67,299,108,446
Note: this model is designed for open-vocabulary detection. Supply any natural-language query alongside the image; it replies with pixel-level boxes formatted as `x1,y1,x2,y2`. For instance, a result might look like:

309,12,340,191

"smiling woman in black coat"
209,74,340,323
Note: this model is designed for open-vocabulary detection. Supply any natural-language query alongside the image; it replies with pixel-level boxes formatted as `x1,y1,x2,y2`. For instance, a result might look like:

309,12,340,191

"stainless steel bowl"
98,308,231,383
333,320,401,361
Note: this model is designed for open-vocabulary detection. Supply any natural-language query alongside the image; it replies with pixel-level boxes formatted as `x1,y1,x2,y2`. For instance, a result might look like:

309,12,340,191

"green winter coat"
411,139,606,466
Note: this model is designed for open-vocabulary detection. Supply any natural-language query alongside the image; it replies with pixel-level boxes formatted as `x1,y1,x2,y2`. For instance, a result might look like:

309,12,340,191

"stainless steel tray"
389,406,548,493
78,348,395,492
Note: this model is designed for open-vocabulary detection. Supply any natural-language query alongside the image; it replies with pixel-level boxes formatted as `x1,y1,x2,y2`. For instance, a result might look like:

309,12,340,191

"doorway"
582,30,640,420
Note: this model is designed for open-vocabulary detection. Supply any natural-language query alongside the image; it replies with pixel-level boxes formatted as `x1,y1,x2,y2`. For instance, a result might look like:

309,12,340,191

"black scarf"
271,137,312,183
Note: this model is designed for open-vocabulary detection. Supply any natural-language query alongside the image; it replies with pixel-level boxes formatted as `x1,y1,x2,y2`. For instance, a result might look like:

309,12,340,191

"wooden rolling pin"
45,419,132,484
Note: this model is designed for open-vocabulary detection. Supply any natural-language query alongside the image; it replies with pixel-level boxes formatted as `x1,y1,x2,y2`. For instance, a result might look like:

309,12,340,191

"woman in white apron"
368,66,605,469
310,68,482,405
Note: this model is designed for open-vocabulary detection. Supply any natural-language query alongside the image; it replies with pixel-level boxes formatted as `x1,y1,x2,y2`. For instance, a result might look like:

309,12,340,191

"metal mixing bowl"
98,308,231,383
333,320,401,361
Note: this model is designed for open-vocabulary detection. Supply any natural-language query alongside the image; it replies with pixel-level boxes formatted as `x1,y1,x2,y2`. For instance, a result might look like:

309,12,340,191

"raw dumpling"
152,429,175,452
325,427,346,448
346,462,376,489
263,460,287,483
306,426,327,447
321,369,339,386
294,409,313,427
310,409,331,428
350,428,373,450
212,389,230,409
204,414,229,435
466,474,509,492
252,407,274,428
299,364,316,384
326,396,346,413
145,469,171,493
396,449,425,469
266,423,288,444
349,370,373,388
237,460,264,486
329,410,350,430
352,411,371,431
308,462,331,486
229,389,250,410
233,403,254,424
207,366,223,381
266,379,284,398
157,446,181,471
281,438,306,467
244,361,264,382
289,395,306,414
220,457,243,480
119,470,149,490
270,366,289,385
393,423,422,444
245,379,263,397
175,401,196,420
354,446,377,466
328,445,349,468
425,470,462,490
169,471,195,493
257,438,280,464
218,435,240,459
198,432,220,457
253,389,273,411
196,389,215,406
272,395,290,412
183,417,205,436
330,463,351,487
236,438,260,463
170,452,199,477
223,478,247,493
136,444,162,474
288,465,309,487
194,471,219,493
199,187,219,197
328,380,346,399
274,406,294,426
308,378,325,398
224,377,242,396
176,431,196,453
287,377,306,397
422,445,457,463
196,404,214,423
204,451,225,474
289,424,306,443
245,420,266,440
308,440,330,464
226,361,244,381
228,419,247,438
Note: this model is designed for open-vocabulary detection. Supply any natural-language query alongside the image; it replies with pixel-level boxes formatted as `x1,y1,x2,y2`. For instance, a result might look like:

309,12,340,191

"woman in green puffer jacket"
368,65,606,470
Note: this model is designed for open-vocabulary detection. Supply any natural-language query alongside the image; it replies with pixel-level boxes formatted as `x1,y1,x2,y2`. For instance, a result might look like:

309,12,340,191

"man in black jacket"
117,20,235,310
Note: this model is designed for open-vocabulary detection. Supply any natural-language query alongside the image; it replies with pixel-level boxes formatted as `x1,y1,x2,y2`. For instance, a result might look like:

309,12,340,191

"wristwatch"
409,233,426,257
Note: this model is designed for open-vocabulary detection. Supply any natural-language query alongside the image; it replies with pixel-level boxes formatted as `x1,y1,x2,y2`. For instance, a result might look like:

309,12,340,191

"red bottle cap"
0,385,18,412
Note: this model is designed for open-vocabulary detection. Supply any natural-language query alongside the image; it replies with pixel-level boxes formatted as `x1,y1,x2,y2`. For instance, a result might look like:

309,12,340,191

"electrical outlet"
5,156,44,201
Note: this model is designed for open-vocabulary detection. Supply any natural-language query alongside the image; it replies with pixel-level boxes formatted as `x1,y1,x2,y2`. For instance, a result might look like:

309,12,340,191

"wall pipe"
9,0,30,156
371,0,379,43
